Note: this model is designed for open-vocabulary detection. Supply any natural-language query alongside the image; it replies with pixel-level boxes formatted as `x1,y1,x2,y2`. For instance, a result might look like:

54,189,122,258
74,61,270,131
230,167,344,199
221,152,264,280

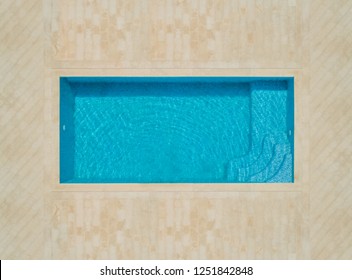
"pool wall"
60,78,75,182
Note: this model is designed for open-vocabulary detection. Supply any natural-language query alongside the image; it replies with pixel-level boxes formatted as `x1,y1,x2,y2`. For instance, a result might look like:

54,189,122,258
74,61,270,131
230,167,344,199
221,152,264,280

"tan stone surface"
0,0,351,259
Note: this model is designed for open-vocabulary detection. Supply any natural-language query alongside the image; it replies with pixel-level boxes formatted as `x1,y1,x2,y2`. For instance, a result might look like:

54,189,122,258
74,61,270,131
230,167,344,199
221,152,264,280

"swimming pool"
60,77,294,183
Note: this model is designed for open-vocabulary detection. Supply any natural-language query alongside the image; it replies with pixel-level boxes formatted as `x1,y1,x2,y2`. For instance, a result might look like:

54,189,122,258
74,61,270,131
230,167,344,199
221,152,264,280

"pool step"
226,136,271,181
226,133,289,182
237,133,289,180
267,153,293,183
237,147,273,181
240,142,291,183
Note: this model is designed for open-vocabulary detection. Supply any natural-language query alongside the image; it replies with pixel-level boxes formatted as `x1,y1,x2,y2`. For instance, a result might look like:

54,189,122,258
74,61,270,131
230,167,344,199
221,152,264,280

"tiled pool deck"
0,0,351,259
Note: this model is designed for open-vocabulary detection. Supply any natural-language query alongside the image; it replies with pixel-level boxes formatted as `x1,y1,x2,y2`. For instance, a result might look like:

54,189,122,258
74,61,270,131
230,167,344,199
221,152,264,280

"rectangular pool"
60,77,294,183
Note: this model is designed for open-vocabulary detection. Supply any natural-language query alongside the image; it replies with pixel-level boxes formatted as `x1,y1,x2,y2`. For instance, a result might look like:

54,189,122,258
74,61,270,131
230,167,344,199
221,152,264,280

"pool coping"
45,68,308,193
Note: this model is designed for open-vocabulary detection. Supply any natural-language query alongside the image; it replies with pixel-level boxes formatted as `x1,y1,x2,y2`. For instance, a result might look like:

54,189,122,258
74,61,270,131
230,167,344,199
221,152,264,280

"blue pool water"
60,77,294,183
